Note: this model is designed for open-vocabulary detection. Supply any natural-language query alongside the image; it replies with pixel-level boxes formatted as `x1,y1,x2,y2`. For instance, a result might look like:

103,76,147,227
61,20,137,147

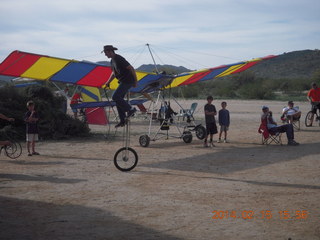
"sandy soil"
0,99,319,240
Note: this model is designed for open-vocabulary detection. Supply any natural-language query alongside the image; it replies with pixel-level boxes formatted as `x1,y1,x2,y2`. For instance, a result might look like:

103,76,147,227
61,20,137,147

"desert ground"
0,99,319,240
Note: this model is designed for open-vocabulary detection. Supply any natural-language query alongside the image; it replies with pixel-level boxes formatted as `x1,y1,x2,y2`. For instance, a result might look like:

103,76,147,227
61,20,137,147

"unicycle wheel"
114,147,138,172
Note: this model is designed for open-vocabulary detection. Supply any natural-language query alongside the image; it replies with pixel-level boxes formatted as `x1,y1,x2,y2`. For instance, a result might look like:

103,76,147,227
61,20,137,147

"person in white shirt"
281,101,301,124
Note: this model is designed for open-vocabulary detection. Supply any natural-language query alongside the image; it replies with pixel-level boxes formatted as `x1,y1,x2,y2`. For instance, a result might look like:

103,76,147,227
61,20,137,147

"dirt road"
1,100,319,240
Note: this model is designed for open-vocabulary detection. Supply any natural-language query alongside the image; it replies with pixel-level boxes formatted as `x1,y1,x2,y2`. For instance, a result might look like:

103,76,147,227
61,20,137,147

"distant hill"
138,50,320,78
96,61,191,74
250,49,320,79
136,64,191,74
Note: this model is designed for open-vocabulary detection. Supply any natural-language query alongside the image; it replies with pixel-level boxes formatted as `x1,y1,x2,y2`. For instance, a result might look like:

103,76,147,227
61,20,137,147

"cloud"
0,0,319,69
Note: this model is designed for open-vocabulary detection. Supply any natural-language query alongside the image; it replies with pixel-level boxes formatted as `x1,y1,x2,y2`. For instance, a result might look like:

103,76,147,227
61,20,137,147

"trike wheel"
139,135,150,147
195,125,206,140
182,131,192,143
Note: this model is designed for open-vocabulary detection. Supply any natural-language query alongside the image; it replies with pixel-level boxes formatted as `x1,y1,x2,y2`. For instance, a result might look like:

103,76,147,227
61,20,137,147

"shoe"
32,152,40,155
28,153,32,156
115,122,125,128
224,139,228,143
127,107,137,118
203,141,208,147
217,139,221,143
288,140,299,146
209,141,216,147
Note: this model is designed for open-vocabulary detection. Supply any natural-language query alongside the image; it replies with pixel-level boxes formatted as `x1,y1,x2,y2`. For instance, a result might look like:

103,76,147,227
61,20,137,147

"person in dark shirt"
204,96,218,147
103,45,138,128
24,101,40,156
218,101,230,143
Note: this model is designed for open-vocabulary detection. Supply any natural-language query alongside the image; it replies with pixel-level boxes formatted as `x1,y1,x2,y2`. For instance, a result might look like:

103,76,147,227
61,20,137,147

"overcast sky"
1,0,319,69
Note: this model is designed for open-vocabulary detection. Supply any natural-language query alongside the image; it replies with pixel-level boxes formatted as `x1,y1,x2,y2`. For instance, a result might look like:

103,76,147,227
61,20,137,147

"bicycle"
0,125,22,159
305,102,320,127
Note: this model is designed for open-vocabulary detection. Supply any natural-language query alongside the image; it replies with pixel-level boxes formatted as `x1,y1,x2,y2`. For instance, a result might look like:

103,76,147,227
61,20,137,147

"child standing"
218,101,230,143
24,101,40,156
204,96,218,147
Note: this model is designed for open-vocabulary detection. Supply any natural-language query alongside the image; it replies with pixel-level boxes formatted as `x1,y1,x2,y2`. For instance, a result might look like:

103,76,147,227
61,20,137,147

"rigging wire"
156,44,242,61
146,43,160,73
77,43,244,71
152,45,207,69
152,44,243,69
126,44,148,66
148,46,166,66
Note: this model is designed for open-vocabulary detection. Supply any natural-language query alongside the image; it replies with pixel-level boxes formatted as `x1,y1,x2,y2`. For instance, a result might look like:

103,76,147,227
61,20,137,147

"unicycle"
113,118,138,172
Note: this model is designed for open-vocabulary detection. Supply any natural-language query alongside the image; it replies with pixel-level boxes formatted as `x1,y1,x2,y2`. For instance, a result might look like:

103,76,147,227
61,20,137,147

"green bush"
237,82,274,99
0,85,90,140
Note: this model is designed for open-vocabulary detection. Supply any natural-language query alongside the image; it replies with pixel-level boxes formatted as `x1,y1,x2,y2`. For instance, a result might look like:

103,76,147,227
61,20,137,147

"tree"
0,85,89,140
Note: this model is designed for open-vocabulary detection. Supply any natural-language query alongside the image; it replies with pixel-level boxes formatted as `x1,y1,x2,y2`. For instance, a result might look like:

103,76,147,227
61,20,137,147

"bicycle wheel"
5,141,22,159
114,147,138,172
315,114,320,126
305,111,313,127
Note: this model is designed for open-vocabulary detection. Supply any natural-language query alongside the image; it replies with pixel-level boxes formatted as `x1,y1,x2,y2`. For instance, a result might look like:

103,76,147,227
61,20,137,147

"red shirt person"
307,82,320,125
307,82,320,102
70,92,82,118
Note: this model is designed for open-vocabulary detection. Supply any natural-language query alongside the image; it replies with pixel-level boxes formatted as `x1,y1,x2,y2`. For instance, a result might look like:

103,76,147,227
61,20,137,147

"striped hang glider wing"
168,55,276,88
0,50,112,88
0,50,276,92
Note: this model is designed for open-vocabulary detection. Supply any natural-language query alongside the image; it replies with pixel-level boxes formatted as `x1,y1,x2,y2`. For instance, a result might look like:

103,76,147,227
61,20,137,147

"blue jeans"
269,123,294,141
112,82,134,123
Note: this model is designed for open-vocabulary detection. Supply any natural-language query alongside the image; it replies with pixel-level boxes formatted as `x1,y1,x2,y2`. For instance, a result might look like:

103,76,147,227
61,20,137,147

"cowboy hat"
102,45,118,53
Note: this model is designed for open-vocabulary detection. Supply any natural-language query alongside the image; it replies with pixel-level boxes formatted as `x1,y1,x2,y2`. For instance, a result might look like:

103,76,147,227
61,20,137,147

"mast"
146,43,159,74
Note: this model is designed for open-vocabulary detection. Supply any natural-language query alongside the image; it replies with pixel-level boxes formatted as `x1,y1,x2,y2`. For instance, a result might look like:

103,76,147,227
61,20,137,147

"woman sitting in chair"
281,101,301,124
261,106,299,146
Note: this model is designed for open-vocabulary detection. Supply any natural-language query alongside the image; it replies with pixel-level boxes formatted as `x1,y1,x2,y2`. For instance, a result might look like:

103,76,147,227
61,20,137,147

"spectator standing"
24,101,40,156
218,101,230,143
204,96,218,147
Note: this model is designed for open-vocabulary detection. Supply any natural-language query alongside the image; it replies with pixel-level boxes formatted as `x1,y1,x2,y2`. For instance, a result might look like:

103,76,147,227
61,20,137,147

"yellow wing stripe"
108,71,149,90
21,57,70,80
82,86,102,102
215,64,245,78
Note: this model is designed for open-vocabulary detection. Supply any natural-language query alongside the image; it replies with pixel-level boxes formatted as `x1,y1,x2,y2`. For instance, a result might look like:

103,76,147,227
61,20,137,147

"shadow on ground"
0,196,182,240
140,142,320,175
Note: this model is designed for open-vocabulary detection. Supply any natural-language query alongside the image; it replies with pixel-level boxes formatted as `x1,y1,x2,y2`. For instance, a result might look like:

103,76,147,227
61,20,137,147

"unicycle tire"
114,147,138,172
